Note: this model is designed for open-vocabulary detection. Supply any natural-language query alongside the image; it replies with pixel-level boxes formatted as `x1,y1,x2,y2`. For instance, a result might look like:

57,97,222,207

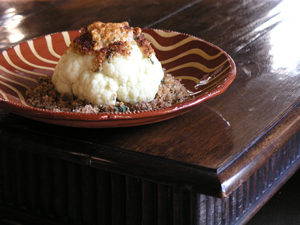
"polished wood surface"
1,0,300,224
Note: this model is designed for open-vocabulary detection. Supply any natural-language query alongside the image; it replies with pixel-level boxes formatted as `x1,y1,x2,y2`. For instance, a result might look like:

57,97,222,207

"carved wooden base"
1,130,299,225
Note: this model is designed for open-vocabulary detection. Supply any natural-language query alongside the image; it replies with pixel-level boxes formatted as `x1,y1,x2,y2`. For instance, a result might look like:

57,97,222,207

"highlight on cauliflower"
51,21,164,106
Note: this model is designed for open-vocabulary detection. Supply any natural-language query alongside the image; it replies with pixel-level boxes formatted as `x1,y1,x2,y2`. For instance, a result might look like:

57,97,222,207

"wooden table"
0,0,299,224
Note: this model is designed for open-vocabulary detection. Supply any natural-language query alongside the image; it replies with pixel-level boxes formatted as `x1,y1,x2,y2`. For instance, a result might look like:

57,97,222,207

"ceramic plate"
0,29,236,128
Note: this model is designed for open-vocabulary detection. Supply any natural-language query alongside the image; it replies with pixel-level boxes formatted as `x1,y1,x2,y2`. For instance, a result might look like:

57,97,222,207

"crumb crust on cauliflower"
70,21,154,72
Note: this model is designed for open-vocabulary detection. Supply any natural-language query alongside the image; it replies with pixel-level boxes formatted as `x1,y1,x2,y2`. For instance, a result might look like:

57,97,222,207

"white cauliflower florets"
103,45,163,104
51,21,164,106
52,51,119,105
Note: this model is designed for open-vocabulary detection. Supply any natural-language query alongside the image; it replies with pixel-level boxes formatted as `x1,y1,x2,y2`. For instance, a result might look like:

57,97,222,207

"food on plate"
26,21,190,113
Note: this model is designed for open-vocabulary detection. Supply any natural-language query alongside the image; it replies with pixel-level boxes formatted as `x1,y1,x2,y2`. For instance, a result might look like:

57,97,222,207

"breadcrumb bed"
26,74,191,113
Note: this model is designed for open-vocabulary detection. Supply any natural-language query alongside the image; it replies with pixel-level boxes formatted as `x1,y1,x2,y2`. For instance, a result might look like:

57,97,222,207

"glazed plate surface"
0,29,236,128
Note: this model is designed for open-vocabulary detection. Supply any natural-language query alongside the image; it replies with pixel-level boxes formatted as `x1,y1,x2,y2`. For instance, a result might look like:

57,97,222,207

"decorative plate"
0,29,236,128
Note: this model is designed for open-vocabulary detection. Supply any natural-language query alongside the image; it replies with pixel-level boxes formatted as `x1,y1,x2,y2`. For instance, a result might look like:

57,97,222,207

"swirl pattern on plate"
0,29,236,127
143,29,233,96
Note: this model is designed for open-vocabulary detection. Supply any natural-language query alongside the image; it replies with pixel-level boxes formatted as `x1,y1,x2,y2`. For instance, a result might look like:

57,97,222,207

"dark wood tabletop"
0,0,300,224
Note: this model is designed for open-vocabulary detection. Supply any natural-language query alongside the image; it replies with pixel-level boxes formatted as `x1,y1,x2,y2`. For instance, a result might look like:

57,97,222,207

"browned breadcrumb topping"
69,21,154,72
26,74,191,113
88,21,133,50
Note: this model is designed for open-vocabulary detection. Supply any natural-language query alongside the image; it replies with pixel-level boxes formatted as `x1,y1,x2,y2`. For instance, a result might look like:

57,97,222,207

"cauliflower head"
52,21,164,106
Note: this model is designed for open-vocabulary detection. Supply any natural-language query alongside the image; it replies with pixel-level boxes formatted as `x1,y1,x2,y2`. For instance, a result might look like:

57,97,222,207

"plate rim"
0,28,236,126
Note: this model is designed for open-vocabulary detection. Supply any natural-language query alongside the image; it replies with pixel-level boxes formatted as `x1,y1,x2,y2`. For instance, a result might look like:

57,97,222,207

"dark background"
1,168,299,225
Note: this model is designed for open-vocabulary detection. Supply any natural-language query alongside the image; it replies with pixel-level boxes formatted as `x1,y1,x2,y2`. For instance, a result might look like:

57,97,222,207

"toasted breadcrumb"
26,74,191,113
70,21,154,72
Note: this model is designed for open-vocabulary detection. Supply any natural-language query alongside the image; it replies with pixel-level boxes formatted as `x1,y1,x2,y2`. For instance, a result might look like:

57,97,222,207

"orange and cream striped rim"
0,29,236,128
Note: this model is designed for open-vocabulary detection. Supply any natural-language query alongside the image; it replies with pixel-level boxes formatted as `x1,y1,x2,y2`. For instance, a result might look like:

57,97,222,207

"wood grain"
0,135,298,224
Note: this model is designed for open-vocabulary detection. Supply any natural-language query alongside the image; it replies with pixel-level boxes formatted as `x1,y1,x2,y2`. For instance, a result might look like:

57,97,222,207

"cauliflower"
52,51,119,105
51,21,164,106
